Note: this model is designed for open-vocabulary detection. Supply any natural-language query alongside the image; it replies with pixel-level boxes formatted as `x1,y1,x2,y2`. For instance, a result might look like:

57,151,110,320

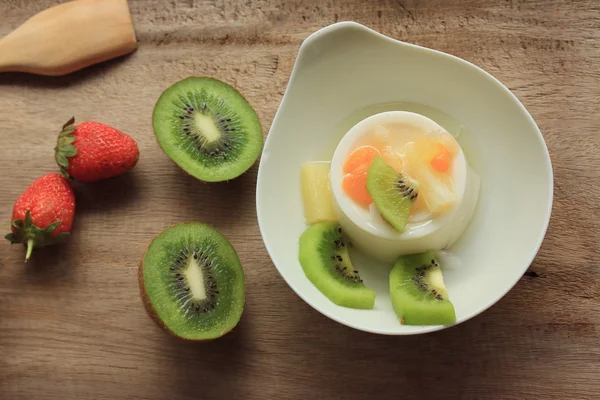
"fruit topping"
366,156,419,233
298,221,376,309
390,250,456,326
403,142,457,213
300,162,336,224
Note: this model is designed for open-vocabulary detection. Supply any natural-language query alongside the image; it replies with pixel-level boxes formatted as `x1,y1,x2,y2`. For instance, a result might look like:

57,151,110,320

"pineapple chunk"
300,162,336,224
370,125,404,172
437,131,460,156
414,131,460,160
381,145,404,173
403,143,457,213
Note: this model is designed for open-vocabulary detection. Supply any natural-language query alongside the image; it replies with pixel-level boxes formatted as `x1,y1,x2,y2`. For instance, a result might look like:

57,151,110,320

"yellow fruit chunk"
412,136,439,161
380,145,404,173
438,131,460,156
404,143,457,213
367,125,404,172
412,132,460,175
300,162,336,224
370,125,391,148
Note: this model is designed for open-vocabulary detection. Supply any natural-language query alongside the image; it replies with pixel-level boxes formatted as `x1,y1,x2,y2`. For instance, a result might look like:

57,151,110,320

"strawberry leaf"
45,232,70,246
56,153,69,169
4,210,68,260
59,126,76,137
24,210,33,226
61,144,77,157
62,116,75,130
62,135,76,144
42,221,61,235
55,117,79,178
59,170,71,180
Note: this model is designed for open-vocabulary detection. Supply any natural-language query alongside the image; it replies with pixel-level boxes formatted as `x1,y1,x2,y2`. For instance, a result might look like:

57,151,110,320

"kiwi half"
138,223,245,340
367,156,419,233
389,250,456,326
152,77,263,182
299,221,376,309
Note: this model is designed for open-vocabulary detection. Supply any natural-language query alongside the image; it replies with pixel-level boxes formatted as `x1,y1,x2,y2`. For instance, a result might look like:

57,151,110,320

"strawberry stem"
25,239,34,261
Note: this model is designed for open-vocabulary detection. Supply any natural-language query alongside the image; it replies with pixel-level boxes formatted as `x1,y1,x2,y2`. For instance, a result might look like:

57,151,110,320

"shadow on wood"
155,304,252,399
0,52,133,88
73,171,141,212
19,241,78,286
164,161,259,230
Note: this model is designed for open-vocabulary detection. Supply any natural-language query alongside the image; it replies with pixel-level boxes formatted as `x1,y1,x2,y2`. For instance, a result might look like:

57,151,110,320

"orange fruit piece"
342,146,382,207
343,146,381,173
342,165,372,208
430,147,451,173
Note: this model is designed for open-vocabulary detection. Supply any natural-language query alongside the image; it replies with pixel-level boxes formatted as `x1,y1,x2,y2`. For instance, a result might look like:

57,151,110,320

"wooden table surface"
1,1,599,399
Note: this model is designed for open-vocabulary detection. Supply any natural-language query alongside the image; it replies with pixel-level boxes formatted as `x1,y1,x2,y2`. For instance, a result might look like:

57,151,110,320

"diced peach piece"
403,142,457,213
430,148,451,173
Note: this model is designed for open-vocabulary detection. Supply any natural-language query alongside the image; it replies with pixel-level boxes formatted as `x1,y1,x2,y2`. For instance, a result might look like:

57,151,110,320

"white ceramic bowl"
256,21,553,335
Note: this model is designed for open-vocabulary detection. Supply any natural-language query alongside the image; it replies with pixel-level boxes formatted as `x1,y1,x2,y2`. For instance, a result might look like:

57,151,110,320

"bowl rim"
256,21,554,335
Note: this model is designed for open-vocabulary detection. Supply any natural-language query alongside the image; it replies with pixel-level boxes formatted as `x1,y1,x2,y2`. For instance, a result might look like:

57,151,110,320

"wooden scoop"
0,0,137,76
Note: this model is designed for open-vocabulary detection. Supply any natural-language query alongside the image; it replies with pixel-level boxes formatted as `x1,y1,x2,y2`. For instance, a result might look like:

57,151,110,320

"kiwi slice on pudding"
389,250,456,326
366,156,419,233
299,221,376,309
152,77,263,182
138,223,245,340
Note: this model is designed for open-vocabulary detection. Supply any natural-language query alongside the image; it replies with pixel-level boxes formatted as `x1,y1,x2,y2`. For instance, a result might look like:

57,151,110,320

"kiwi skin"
152,76,264,183
137,222,245,342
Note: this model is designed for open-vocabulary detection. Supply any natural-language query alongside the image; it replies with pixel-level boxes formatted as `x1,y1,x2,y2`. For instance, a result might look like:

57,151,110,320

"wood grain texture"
1,0,599,399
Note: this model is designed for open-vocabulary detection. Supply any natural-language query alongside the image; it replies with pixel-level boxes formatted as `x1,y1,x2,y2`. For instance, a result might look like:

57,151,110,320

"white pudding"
330,111,480,263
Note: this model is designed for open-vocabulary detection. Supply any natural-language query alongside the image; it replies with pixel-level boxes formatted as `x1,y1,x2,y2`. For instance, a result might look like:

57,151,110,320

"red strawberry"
6,173,75,261
55,117,139,182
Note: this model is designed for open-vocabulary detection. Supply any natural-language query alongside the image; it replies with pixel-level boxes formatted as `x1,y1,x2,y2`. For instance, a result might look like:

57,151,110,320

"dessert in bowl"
256,22,553,334
329,110,481,264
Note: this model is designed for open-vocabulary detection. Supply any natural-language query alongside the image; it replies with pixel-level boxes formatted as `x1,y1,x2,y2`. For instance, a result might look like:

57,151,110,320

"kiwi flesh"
152,77,263,182
139,222,244,340
366,156,419,233
299,221,376,309
389,250,456,326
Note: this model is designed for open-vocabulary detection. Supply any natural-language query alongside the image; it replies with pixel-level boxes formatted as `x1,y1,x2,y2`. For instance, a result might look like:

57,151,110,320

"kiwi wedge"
152,77,263,182
389,250,456,326
366,156,419,233
299,221,376,309
138,223,245,340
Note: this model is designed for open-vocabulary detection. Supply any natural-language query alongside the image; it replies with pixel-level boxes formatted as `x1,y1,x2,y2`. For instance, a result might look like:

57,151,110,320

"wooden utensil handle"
0,0,137,76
